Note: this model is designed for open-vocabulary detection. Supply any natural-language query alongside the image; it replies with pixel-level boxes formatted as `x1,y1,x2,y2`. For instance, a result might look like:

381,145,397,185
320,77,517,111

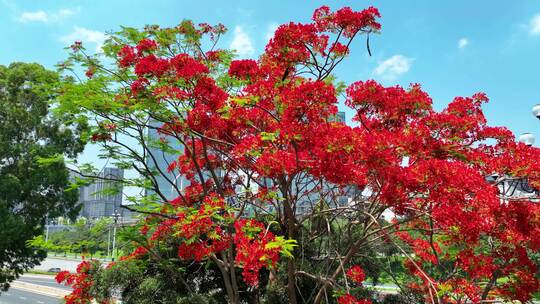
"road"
0,288,60,304
16,276,71,291
363,281,399,293
0,274,68,304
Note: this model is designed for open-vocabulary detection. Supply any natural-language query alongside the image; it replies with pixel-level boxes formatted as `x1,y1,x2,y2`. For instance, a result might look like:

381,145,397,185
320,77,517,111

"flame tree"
54,6,540,304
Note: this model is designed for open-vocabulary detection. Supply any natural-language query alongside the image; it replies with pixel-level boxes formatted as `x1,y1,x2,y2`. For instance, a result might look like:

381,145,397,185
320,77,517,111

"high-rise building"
144,112,351,214
335,111,346,123
145,122,187,202
73,167,125,219
295,111,351,215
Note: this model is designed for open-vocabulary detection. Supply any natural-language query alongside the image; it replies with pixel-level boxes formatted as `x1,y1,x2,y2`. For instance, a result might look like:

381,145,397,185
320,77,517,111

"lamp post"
107,223,112,259
111,210,121,261
532,104,540,120
518,132,535,146
516,103,540,145
45,216,50,243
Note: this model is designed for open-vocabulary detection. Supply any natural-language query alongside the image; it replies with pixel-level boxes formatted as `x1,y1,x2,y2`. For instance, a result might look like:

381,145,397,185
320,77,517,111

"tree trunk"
286,260,297,304
481,269,501,301
283,197,298,304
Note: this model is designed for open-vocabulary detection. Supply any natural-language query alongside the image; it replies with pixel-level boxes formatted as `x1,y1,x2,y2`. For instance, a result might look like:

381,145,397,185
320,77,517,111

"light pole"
111,210,121,261
532,104,540,120
515,104,540,146
107,223,112,259
518,132,535,146
45,217,50,243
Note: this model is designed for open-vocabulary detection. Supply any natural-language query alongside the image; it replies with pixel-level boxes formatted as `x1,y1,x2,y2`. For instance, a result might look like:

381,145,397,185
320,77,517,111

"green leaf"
261,131,279,142
265,236,297,258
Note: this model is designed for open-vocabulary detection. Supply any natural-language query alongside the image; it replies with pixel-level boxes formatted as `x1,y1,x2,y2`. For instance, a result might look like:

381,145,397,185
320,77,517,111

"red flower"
57,260,99,304
136,38,158,53
65,5,540,303
193,77,228,111
338,294,372,304
134,54,169,77
228,59,259,80
130,78,149,94
330,42,349,56
312,6,381,37
170,53,209,79
233,219,283,286
205,50,223,61
346,265,366,284
70,41,83,52
118,45,137,67
55,270,71,284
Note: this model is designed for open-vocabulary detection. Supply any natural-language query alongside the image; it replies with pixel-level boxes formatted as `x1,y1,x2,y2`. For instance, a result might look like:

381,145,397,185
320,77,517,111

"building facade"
145,121,187,202
144,112,351,215
73,167,125,219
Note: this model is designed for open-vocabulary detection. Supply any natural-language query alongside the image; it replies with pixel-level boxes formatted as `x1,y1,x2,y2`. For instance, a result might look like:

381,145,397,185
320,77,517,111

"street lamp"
521,104,540,144
111,210,121,261
532,104,540,120
107,222,112,259
45,216,50,243
518,132,535,146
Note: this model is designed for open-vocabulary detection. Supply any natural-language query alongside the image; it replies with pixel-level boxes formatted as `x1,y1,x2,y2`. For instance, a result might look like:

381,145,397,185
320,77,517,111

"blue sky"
2,0,540,162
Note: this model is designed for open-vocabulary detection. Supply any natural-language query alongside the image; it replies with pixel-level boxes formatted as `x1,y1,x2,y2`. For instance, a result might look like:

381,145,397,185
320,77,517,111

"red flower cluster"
136,38,158,53
55,260,106,304
233,219,282,286
70,41,83,52
90,122,117,142
85,67,95,78
118,45,137,67
134,55,169,77
171,53,209,79
346,265,366,284
62,4,540,303
337,294,372,304
172,194,231,261
177,21,226,41
265,22,326,68
313,6,381,37
228,59,259,80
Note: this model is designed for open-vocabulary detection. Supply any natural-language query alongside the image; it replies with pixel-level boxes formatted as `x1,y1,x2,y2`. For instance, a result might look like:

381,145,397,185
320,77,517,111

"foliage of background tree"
30,217,130,259
54,5,540,304
0,62,86,291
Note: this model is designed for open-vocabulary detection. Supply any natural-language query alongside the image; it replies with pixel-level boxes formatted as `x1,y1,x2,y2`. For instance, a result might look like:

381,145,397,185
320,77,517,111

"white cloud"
373,55,413,81
61,27,106,52
458,37,469,49
18,10,48,22
17,7,79,23
230,26,254,58
529,14,540,35
265,22,279,42
57,8,78,18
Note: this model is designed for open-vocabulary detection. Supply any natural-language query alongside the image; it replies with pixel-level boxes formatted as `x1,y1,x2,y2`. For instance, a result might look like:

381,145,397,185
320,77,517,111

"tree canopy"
0,62,86,291
29,217,130,259
54,5,540,304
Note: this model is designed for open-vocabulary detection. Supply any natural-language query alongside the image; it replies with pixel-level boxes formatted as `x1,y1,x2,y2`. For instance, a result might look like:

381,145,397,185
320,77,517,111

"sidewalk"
10,281,69,299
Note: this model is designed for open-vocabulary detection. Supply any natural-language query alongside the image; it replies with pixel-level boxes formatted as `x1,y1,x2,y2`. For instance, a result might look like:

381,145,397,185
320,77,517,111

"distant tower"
335,111,346,123
75,167,124,219
145,121,187,202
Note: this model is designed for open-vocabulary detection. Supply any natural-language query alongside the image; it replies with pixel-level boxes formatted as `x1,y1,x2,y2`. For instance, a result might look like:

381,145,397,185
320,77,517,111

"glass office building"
145,121,187,202
74,167,125,219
